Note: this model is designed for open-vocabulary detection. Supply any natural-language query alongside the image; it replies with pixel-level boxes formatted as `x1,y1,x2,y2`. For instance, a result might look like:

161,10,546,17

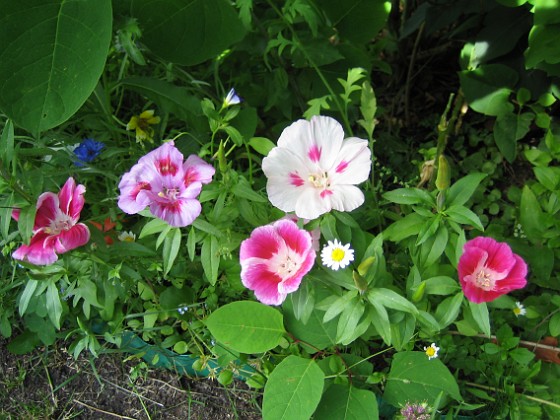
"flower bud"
411,281,427,303
353,270,368,294
435,155,450,191
357,256,376,276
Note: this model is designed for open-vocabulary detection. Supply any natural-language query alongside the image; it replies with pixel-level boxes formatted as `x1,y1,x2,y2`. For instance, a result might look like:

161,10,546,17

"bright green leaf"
314,384,379,420
205,301,285,354
262,355,324,420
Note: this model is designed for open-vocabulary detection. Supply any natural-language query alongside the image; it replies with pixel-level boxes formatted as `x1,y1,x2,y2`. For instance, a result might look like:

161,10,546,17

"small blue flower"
74,138,105,166
223,88,242,107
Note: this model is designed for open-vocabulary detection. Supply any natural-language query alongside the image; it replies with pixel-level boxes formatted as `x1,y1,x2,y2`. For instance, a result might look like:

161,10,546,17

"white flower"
424,343,440,360
262,116,371,220
118,231,136,242
513,301,526,317
223,88,241,107
321,239,354,270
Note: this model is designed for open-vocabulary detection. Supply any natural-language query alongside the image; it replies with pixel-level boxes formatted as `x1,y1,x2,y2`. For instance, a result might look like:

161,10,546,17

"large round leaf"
131,0,246,66
205,301,285,354
0,0,112,135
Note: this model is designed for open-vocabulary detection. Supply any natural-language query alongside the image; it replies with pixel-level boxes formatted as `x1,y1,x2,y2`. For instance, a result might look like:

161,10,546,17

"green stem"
464,381,560,410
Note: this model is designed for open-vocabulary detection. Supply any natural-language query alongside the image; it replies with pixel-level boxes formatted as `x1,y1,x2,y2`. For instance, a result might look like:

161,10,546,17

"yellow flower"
126,110,161,143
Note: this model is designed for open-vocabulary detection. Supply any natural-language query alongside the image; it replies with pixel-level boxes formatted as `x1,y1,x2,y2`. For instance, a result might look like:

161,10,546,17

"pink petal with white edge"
34,192,59,229
465,237,515,274
58,178,86,220
330,138,371,185
183,155,215,185
239,224,281,261
277,116,344,171
138,141,184,177
241,261,285,305
275,219,313,256
12,231,58,266
53,223,90,254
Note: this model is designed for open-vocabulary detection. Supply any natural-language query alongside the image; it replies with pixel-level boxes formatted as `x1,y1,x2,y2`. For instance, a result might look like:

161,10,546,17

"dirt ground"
0,338,262,419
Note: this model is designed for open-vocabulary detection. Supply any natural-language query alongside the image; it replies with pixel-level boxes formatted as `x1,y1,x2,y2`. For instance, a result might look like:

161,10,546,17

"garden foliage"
1,0,560,419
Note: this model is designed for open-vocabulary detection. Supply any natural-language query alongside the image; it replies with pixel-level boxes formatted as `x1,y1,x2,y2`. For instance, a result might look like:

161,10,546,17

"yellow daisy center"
425,347,436,357
331,248,345,262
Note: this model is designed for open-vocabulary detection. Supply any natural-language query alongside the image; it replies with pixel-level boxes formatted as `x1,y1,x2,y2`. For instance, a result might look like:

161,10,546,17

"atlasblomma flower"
239,219,316,306
458,236,528,303
74,138,105,166
321,239,354,270
513,301,526,317
424,343,440,360
12,178,90,266
126,110,161,143
118,141,215,227
262,115,371,220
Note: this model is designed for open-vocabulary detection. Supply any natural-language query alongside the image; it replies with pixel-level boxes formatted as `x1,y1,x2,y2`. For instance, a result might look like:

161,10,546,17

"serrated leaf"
205,301,285,354
262,355,324,420
314,384,379,420
0,0,112,135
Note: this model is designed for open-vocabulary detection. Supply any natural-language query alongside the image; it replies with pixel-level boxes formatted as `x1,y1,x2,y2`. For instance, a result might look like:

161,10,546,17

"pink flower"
12,177,90,266
458,236,528,303
262,115,371,220
240,219,316,305
118,141,215,227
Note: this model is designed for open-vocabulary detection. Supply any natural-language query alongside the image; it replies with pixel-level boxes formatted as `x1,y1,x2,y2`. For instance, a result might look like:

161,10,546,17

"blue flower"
74,138,105,166
223,88,242,107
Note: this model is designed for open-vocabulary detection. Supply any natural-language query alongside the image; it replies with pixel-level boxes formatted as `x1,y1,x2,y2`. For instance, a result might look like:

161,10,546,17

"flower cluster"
458,236,527,303
118,141,215,227
12,178,90,266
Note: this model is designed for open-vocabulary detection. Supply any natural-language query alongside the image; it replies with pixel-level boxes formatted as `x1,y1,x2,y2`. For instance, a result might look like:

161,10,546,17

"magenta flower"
262,115,371,220
118,141,215,227
239,219,316,305
458,236,528,303
12,178,90,266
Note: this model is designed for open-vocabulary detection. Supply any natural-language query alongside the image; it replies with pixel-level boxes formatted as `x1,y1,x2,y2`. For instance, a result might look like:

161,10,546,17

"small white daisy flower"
118,231,136,242
321,239,354,270
513,301,526,317
424,343,440,360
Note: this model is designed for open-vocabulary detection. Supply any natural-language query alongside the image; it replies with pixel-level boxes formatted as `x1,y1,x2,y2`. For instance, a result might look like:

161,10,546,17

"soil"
0,338,262,419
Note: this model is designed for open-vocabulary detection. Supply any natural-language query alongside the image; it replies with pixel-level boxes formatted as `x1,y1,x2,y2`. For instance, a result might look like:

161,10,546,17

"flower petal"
183,155,216,185
54,223,91,253
240,225,281,261
241,261,285,305
466,237,515,274
149,197,201,227
12,230,58,265
35,192,59,229
330,137,371,185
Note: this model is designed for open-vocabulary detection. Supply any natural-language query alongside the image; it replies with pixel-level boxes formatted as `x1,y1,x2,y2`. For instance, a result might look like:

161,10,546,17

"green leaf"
446,173,487,207
468,301,491,337
424,225,449,267
0,119,14,173
205,301,285,354
121,76,201,121
358,80,377,138
139,217,169,239
493,112,533,162
549,312,560,337
520,185,547,242
163,228,182,276
384,352,462,407
232,177,267,202
367,288,419,316
445,205,484,231
534,166,560,191
289,281,315,324
336,298,365,344
526,24,560,69
424,276,460,295
46,280,62,330
383,213,425,242
320,0,391,44
459,64,517,116
249,137,276,156
201,235,220,285
18,280,40,317
435,292,464,328
17,204,37,245
262,355,324,420
0,0,112,135
370,302,392,345
314,384,379,420
131,0,246,66
383,188,434,206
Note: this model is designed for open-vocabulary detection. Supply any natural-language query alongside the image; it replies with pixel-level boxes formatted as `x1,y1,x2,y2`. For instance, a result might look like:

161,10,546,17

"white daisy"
513,301,526,317
118,231,136,242
424,343,440,360
321,239,354,270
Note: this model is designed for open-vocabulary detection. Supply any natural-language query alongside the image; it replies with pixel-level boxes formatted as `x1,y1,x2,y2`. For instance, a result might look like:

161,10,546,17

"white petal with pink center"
262,116,371,220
